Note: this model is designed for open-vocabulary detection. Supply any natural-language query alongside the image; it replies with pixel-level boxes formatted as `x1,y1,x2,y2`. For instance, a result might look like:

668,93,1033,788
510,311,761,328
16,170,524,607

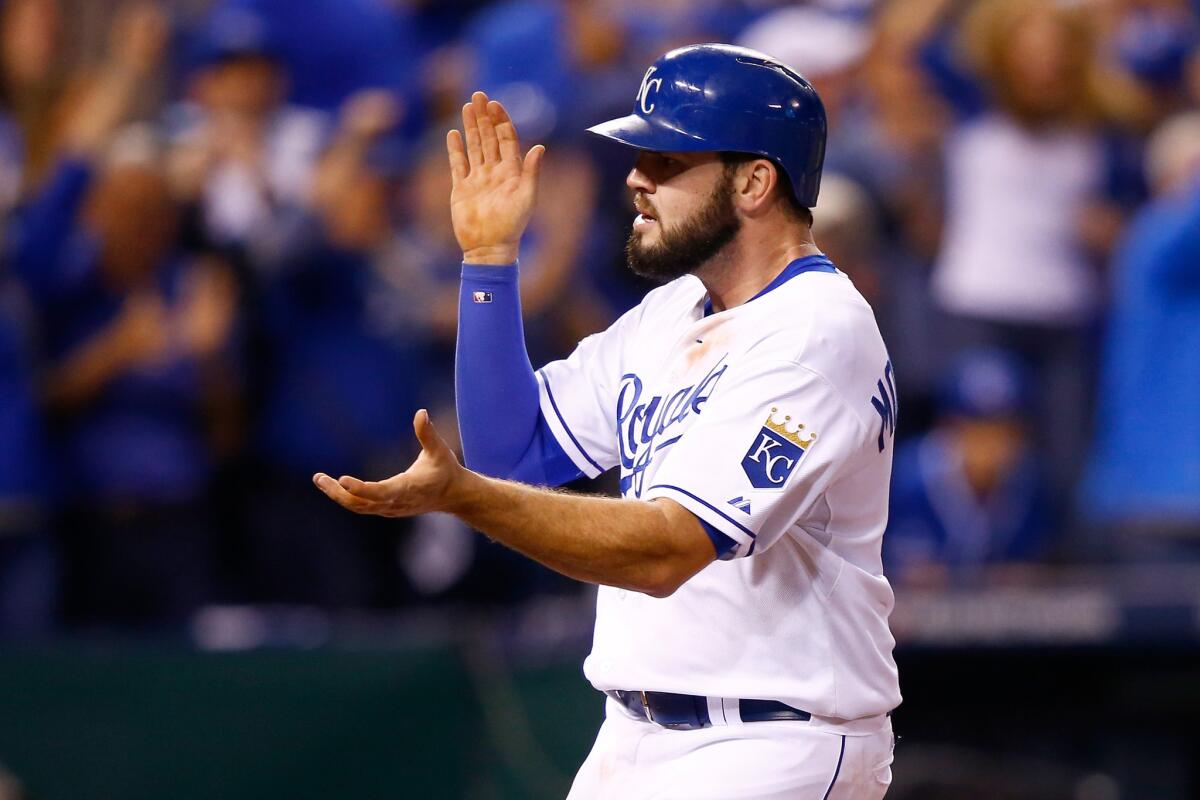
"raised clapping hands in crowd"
61,1,167,157
311,89,402,213
313,91,543,516
340,88,402,143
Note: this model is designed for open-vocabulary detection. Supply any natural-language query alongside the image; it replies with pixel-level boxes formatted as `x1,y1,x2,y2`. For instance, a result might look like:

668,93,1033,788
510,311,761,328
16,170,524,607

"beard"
624,169,741,283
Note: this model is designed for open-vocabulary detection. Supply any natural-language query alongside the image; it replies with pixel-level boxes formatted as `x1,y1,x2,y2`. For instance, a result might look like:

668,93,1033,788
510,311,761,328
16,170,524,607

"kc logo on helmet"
636,66,663,114
741,407,816,490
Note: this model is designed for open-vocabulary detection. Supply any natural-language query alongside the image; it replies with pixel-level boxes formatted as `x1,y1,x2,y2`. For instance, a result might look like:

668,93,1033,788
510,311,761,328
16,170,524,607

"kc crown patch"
741,407,816,489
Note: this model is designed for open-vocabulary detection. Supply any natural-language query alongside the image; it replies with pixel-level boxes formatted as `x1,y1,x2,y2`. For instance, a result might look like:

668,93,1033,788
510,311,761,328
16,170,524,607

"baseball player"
315,44,900,799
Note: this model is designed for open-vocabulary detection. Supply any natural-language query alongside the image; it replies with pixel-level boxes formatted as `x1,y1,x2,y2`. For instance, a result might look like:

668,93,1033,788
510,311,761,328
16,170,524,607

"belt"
609,690,811,731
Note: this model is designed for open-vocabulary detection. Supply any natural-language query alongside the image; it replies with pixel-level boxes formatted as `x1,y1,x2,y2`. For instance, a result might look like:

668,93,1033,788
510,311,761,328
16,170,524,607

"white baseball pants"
566,698,893,800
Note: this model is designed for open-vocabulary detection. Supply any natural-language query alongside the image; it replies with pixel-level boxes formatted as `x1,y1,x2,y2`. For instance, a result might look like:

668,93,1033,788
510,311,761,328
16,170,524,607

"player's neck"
698,227,822,313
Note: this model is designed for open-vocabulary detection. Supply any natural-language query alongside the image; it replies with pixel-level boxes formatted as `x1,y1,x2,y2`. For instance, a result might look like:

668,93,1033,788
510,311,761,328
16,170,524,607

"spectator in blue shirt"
1079,111,1200,555
169,6,329,264
24,151,239,628
885,348,1055,586
9,7,241,627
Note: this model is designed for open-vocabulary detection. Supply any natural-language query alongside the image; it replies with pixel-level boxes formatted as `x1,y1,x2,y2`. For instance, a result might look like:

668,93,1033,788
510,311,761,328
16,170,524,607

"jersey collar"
702,254,838,317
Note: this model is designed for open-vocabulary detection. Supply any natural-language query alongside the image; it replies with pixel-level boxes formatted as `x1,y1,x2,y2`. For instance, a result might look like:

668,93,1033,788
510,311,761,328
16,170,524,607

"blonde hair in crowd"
962,0,1148,128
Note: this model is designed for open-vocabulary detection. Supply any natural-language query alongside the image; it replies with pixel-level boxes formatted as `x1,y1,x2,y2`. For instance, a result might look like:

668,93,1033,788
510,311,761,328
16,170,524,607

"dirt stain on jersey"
684,318,728,371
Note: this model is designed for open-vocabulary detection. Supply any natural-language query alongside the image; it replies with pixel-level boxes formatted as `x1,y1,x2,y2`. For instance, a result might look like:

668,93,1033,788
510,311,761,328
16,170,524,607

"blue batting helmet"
587,43,827,208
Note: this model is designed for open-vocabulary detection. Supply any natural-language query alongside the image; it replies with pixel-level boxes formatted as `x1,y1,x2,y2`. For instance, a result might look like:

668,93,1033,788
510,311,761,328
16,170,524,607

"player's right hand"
313,409,469,519
447,91,545,265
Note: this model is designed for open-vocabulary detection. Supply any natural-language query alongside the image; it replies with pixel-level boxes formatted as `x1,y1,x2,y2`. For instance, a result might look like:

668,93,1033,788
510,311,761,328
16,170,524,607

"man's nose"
625,154,656,193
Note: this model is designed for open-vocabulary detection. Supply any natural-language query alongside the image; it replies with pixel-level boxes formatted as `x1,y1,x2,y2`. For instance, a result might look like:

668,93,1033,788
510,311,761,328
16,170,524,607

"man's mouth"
633,199,658,230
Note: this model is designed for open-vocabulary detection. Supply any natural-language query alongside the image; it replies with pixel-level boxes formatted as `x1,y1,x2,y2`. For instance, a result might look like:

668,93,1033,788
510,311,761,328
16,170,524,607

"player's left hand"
313,410,467,518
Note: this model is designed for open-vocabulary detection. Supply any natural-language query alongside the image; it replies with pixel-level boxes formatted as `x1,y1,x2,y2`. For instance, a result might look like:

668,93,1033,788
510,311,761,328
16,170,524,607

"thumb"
522,144,545,189
413,409,451,457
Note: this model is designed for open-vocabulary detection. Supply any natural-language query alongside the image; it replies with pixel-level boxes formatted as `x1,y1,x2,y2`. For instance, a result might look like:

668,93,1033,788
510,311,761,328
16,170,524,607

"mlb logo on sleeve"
472,291,493,304
741,407,816,489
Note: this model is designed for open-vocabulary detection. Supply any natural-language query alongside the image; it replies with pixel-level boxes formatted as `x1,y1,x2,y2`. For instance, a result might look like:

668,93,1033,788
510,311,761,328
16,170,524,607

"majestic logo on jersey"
727,496,752,514
870,359,898,453
635,66,663,114
616,356,728,497
741,407,816,490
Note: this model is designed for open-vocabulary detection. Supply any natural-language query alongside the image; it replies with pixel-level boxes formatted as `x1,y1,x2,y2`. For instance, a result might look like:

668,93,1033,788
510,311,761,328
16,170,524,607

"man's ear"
734,158,781,215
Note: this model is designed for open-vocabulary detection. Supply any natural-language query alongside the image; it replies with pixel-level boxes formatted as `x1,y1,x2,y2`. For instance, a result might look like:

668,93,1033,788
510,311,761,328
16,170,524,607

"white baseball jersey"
536,256,901,721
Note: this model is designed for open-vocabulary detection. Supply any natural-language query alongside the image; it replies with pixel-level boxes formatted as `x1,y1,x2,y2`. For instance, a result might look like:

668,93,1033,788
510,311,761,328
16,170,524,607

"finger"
337,474,371,495
413,408,449,456
462,102,482,170
473,92,501,163
489,100,521,163
446,129,468,184
313,473,372,514
521,144,546,195
339,474,397,502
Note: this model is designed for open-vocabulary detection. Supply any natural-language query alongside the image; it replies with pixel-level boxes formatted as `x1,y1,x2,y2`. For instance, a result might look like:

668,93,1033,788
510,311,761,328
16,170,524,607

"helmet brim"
586,113,710,153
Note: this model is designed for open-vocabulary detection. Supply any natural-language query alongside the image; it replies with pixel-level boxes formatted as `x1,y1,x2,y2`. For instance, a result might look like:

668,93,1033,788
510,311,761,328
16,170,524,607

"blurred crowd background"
1,1,1199,797
0,0,1198,638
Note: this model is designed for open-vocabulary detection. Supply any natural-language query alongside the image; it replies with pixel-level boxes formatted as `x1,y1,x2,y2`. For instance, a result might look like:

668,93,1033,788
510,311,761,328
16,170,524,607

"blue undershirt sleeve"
456,263,733,557
696,517,739,560
455,263,583,486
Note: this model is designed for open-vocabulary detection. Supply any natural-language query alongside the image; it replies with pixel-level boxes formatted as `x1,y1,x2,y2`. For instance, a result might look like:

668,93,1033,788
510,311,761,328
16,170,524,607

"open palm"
313,410,466,518
446,92,545,264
